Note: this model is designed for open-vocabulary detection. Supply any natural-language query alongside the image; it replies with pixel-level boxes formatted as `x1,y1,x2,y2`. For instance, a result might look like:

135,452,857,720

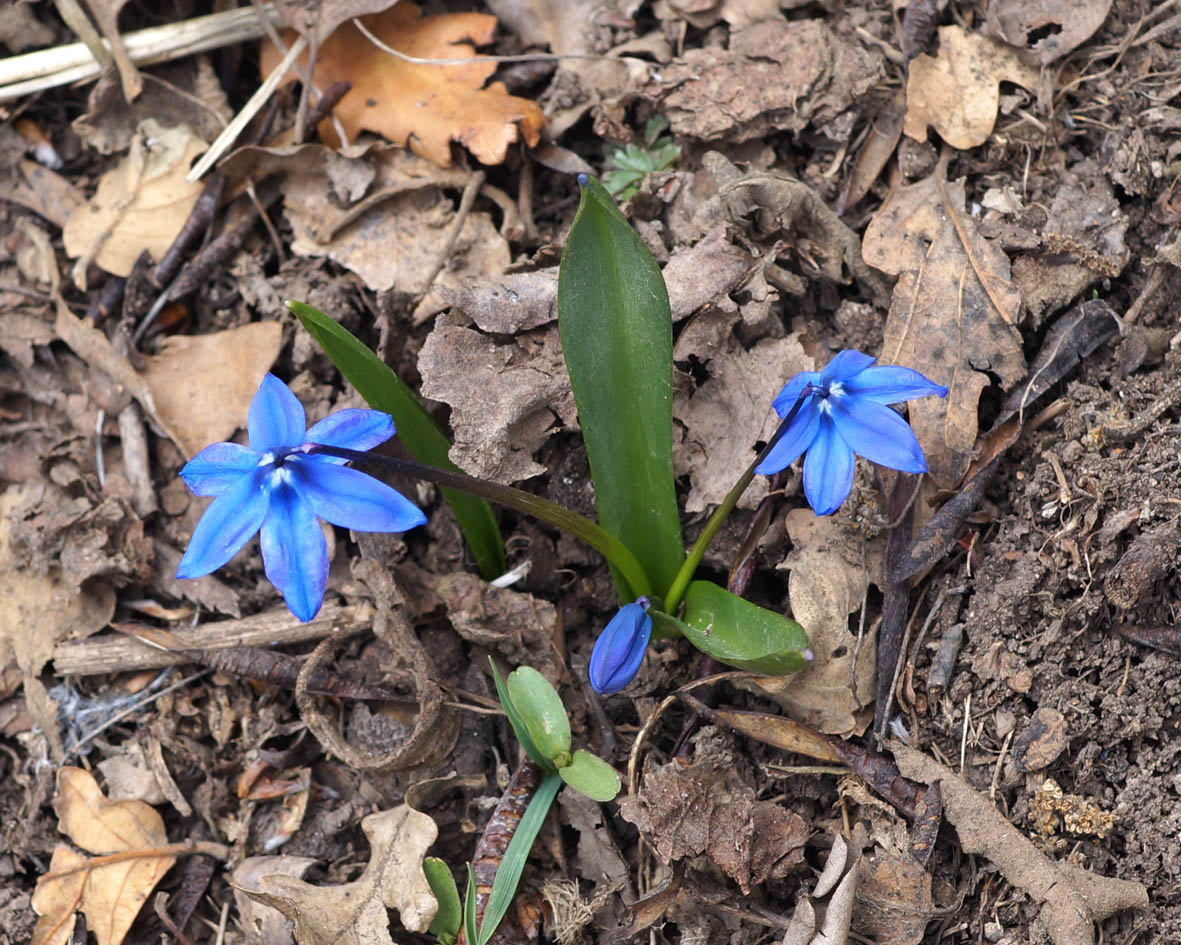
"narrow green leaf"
463,866,478,945
507,667,571,765
424,857,461,945
287,299,506,579
489,659,554,772
557,178,684,599
558,750,621,802
678,581,812,675
478,773,562,945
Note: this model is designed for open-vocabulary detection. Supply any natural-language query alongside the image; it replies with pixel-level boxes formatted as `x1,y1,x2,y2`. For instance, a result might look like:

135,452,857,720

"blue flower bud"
588,598,652,695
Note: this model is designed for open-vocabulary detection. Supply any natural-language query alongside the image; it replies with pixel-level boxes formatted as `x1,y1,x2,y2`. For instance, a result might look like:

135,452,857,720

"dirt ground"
2,0,1181,943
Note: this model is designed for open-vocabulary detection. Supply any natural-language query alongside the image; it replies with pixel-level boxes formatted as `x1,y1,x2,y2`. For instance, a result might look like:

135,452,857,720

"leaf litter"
5,0,1181,941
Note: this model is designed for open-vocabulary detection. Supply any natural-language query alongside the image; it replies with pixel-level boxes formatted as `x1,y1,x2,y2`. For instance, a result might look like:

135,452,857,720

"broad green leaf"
678,581,812,675
489,660,554,773
557,178,684,598
507,667,571,765
423,857,461,945
288,300,505,579
478,773,562,945
558,750,621,802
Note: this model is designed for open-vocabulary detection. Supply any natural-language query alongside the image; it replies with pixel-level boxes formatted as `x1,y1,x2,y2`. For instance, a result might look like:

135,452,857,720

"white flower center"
268,466,294,489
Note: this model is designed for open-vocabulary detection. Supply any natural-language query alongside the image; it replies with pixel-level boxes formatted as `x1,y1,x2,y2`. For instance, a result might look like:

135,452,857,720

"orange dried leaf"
261,2,544,166
32,768,177,945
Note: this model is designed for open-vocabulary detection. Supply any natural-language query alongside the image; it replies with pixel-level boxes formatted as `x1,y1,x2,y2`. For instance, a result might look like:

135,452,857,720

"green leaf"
478,773,562,945
507,667,571,765
424,857,461,945
489,659,554,773
463,866,478,945
287,300,506,580
557,178,684,598
558,749,621,802
677,581,812,675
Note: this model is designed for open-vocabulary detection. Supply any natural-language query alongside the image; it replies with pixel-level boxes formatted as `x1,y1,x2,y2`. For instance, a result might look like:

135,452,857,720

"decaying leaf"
854,852,934,945
619,730,808,893
232,856,318,945
863,165,1026,487
903,26,1039,150
272,0,401,45
261,3,544,166
236,805,439,945
755,511,878,736
654,19,881,142
673,328,813,514
986,0,1114,65
141,322,283,459
892,743,1148,945
32,768,177,945
783,834,858,945
282,150,509,295
62,120,207,282
418,317,576,483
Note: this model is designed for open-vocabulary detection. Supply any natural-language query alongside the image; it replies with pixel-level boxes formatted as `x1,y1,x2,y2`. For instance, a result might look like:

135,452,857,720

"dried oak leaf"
232,857,318,945
903,26,1038,150
32,767,176,945
986,0,1114,65
754,511,879,735
619,734,807,893
418,316,576,483
863,167,1026,487
261,3,543,166
654,19,881,142
236,806,439,945
62,120,207,282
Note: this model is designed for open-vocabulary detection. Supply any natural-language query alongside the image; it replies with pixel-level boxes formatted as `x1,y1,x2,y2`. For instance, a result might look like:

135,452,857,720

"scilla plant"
423,662,619,945
178,178,944,686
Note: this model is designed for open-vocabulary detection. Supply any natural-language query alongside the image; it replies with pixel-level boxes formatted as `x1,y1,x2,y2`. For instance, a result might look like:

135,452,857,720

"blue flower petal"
755,398,821,475
180,442,260,496
842,365,948,404
292,460,427,533
259,482,329,622
771,371,821,418
819,349,875,385
176,469,270,578
802,417,855,515
305,409,396,459
589,602,652,695
249,374,307,452
830,396,928,473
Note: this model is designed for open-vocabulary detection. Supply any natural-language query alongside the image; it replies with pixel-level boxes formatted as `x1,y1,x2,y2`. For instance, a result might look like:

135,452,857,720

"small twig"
37,841,232,885
419,169,485,297
1101,376,1181,442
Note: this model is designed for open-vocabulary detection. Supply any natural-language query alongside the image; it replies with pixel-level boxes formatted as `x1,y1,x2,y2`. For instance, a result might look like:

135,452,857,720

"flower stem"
306,445,652,598
663,389,812,615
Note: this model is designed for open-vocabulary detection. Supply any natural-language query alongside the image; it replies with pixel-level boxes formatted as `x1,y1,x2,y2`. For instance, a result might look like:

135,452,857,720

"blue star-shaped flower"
756,350,948,516
176,374,427,621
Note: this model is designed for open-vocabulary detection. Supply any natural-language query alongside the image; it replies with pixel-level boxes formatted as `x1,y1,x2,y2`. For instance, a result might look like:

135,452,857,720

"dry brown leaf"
783,834,858,945
655,20,881,142
986,0,1114,64
673,329,813,514
282,150,509,295
62,120,207,281
236,806,439,945
892,743,1148,945
32,768,176,945
82,0,141,101
140,322,284,458
863,167,1026,487
273,0,401,45
418,316,576,483
854,853,934,945
903,26,1039,149
619,732,808,893
261,3,544,166
232,856,318,945
754,511,878,735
